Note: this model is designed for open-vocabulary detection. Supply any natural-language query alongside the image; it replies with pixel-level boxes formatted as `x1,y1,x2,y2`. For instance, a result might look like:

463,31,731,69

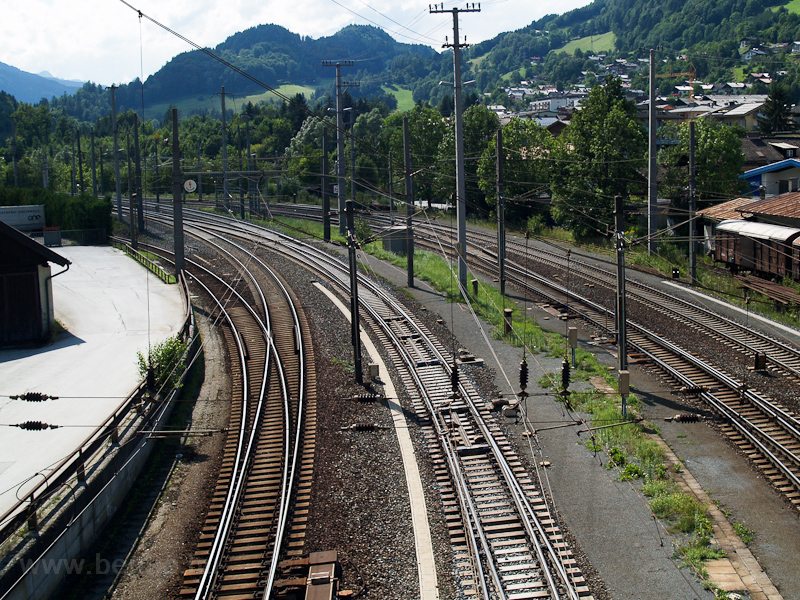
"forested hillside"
5,0,800,152
105,24,435,113
468,0,800,100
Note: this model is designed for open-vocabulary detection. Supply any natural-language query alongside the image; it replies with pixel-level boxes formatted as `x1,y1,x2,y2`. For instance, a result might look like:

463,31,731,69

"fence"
110,241,175,285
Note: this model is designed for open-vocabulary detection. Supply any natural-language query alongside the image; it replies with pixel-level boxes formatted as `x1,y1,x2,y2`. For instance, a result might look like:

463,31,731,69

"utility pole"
127,130,137,250
322,131,331,241
689,120,697,285
615,195,629,419
346,199,363,385
431,2,480,291
322,60,357,235
389,151,395,226
111,85,122,221
77,128,85,193
197,140,203,202
126,131,132,201
99,151,104,196
496,129,506,297
172,107,184,275
347,108,357,206
42,152,49,189
647,48,658,255
134,115,144,234
71,133,76,195
237,124,245,218
246,116,253,216
220,87,229,211
404,116,415,287
90,127,98,197
276,153,281,202
12,123,18,187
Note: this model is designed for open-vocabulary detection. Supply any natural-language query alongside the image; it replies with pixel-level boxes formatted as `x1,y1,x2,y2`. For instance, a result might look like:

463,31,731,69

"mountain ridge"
0,62,84,104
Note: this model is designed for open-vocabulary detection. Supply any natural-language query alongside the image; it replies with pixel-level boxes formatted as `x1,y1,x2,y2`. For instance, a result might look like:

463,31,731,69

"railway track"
262,203,800,509
470,251,800,510
122,218,315,599
142,208,595,600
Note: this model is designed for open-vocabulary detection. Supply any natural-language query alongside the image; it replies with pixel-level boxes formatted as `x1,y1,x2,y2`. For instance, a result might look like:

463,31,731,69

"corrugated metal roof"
724,103,763,116
716,219,800,241
738,192,800,219
698,197,757,221
742,158,800,178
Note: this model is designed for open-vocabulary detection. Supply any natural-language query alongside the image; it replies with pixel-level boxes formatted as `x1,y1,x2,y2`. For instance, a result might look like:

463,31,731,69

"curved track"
124,218,314,599
264,203,800,510
143,207,594,600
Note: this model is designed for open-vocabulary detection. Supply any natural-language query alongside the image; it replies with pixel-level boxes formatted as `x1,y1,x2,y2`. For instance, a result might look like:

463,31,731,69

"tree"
381,105,446,205
758,82,793,135
438,94,454,118
658,117,746,207
551,76,646,240
436,104,500,215
477,117,554,222
284,116,329,186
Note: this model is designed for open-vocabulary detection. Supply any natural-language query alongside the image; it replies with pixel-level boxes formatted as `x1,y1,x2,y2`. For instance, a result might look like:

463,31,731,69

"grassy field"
775,0,800,12
383,85,415,112
469,55,487,69
145,84,317,120
556,31,616,55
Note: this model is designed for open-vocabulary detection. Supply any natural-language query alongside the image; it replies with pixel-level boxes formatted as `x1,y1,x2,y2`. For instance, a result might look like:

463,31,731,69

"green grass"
775,0,800,12
733,522,754,544
260,209,736,587
469,55,487,69
382,85,415,112
556,31,616,55
144,84,316,120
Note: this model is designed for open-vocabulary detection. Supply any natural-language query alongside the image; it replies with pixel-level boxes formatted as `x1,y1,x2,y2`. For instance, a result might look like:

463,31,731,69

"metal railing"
111,240,176,284
0,273,194,595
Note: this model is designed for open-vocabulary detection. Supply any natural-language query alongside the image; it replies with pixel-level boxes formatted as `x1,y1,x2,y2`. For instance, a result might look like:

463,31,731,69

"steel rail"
488,255,800,495
185,213,582,599
147,223,276,600
365,280,579,600
191,225,305,596
134,211,307,598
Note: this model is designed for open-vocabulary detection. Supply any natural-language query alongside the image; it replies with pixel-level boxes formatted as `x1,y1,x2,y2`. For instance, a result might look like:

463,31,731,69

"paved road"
0,246,185,518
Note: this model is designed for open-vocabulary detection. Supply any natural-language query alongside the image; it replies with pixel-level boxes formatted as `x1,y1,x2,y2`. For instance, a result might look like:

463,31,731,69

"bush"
0,187,112,232
527,214,546,235
137,335,187,393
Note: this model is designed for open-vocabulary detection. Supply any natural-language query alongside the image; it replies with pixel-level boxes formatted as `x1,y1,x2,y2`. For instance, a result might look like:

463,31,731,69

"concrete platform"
0,246,185,518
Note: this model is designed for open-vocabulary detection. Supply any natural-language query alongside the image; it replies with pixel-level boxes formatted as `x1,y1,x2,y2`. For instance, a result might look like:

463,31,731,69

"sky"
2,0,592,87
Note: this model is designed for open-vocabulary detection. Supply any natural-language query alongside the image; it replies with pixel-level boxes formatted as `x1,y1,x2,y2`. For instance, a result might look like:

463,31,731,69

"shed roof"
738,192,800,219
0,220,70,267
697,197,757,222
722,103,763,117
716,219,800,242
